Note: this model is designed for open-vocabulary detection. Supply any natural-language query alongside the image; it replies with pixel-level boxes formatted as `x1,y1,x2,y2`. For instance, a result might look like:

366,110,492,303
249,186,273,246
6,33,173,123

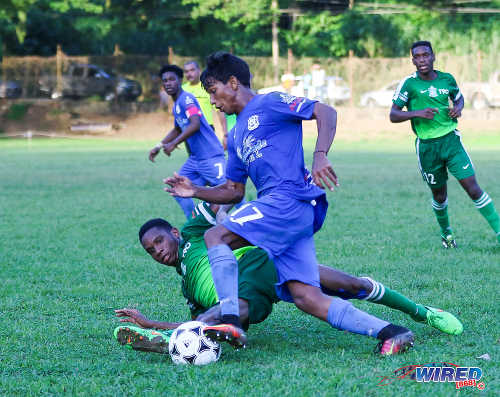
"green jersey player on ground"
113,202,462,355
390,40,500,247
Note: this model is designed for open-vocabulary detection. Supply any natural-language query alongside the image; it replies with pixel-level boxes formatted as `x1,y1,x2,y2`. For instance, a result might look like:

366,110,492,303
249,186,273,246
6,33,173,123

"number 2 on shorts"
424,172,436,184
229,203,264,226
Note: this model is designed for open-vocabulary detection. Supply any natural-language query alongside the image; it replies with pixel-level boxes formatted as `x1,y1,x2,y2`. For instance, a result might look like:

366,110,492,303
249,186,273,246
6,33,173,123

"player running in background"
113,202,462,355
149,65,226,219
390,41,500,247
165,52,414,354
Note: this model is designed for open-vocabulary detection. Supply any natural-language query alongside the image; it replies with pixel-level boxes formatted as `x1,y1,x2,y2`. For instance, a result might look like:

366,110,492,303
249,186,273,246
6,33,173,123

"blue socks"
327,298,389,338
175,197,195,219
207,244,240,320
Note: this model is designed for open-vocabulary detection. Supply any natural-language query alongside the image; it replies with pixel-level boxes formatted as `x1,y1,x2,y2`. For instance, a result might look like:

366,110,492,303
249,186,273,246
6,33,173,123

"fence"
1,47,498,105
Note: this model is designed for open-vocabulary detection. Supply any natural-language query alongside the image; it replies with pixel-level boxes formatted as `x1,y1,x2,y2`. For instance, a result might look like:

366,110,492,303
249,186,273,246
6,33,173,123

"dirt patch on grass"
1,100,499,141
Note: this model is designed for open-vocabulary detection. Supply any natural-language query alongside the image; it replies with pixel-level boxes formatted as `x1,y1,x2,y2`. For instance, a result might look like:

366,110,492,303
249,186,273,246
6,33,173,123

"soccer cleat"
203,324,248,349
423,306,463,335
114,325,171,354
375,330,414,356
441,234,457,249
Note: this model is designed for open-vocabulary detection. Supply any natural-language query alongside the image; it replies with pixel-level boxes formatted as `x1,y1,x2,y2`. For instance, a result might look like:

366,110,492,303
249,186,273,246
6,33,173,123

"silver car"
360,80,400,108
0,80,22,99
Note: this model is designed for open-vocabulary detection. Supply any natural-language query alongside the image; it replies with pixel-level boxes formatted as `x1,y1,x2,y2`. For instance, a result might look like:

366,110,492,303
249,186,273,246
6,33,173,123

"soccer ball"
168,321,222,365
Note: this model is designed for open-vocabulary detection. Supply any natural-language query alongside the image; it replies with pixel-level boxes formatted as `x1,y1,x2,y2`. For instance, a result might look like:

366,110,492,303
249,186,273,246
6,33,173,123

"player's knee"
203,226,225,247
291,286,323,313
433,191,447,203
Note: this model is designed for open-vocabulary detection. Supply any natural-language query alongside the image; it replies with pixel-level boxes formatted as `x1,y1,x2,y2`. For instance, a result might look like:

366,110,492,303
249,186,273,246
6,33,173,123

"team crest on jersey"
428,85,438,98
236,133,267,166
247,115,259,131
279,93,296,104
185,96,194,105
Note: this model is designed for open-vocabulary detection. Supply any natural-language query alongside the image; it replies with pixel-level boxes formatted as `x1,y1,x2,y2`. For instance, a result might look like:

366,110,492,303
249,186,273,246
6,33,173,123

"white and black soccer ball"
168,321,222,365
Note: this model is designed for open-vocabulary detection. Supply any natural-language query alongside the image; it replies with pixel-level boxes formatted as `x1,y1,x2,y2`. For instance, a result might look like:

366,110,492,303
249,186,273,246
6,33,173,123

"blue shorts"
222,193,322,302
179,155,226,187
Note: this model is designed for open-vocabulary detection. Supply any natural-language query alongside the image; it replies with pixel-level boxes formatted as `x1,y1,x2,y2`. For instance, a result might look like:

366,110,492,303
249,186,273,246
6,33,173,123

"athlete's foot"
423,306,463,335
114,325,171,354
375,327,414,356
441,234,457,249
203,324,248,349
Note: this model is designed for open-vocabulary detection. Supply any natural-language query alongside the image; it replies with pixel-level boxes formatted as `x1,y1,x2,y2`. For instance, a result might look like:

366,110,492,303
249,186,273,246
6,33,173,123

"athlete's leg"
459,175,500,242
203,224,250,331
318,265,462,334
196,299,250,328
176,159,203,219
287,281,413,354
429,183,455,245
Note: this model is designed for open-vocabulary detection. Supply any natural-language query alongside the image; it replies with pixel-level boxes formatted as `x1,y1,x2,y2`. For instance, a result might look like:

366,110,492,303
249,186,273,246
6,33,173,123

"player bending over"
390,41,500,247
114,202,462,356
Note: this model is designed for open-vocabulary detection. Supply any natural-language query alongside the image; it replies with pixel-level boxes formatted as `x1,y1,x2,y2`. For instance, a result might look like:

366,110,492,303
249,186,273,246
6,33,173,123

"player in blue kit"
165,52,415,355
149,65,226,219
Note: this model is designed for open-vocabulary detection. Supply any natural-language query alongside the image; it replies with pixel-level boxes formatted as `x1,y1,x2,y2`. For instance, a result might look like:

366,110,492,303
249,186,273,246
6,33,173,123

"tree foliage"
1,0,499,58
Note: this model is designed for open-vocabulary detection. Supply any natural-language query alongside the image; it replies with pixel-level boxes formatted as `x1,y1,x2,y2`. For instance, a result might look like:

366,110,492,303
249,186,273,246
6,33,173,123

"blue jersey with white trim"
173,90,224,160
226,92,325,202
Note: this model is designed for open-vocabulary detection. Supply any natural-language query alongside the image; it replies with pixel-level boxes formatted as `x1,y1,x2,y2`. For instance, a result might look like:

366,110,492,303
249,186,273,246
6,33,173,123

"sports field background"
1,126,499,395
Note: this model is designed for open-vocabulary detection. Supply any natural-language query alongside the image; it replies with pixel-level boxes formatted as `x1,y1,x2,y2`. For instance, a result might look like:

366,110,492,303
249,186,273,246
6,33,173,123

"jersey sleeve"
184,93,203,119
180,202,217,240
448,74,462,102
225,131,248,184
392,78,411,108
266,92,317,120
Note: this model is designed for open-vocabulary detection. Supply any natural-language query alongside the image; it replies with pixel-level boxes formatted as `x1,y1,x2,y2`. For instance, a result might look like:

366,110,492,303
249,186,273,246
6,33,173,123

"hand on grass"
115,308,153,328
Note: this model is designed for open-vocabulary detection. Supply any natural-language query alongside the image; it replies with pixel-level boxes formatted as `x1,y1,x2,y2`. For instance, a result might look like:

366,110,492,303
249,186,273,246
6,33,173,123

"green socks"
432,198,452,236
474,192,500,239
361,277,428,322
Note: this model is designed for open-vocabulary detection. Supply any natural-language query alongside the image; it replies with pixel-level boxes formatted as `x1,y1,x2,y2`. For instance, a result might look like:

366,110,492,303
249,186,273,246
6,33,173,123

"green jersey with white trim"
393,70,462,139
176,202,255,317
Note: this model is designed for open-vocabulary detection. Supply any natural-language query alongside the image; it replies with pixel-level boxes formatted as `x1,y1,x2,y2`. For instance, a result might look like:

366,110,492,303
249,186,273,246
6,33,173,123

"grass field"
1,134,499,396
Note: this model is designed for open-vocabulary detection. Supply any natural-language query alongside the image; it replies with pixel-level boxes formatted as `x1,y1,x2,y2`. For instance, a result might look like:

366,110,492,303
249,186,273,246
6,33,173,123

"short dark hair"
200,52,251,90
158,65,183,79
139,218,173,242
411,41,433,55
184,60,200,70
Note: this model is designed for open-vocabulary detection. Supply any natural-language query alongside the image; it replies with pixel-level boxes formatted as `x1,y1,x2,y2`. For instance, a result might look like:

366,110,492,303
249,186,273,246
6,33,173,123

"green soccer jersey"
176,202,256,317
182,81,214,125
392,70,462,140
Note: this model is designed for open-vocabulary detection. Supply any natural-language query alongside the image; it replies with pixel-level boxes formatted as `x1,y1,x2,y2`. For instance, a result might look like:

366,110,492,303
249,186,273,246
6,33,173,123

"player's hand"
312,152,339,191
163,142,177,156
164,172,196,197
448,106,462,119
416,108,439,120
149,146,161,162
115,308,153,328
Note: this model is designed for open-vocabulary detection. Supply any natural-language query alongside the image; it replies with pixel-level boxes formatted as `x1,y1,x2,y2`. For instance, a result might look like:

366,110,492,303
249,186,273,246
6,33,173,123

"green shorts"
237,248,279,325
415,130,475,188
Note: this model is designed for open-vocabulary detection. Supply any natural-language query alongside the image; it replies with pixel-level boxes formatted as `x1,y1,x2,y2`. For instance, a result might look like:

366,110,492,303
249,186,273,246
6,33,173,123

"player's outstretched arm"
115,308,183,330
164,174,245,204
149,126,181,161
390,103,439,123
163,115,201,156
311,102,339,191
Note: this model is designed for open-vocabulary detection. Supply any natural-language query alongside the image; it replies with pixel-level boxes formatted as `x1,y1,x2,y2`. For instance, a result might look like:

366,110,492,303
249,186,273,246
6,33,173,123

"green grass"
1,136,499,396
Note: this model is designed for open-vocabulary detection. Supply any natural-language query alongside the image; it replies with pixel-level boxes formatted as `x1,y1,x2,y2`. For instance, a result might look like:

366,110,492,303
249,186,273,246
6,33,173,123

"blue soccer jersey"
173,91,224,160
227,92,324,202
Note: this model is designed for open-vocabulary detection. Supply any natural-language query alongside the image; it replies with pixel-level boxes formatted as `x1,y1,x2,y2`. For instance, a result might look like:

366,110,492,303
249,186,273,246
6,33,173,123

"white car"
360,80,401,108
257,75,351,105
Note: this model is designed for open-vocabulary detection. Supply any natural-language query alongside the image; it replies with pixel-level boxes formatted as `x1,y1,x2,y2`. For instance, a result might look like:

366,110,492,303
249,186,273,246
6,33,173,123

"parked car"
360,80,400,108
461,70,500,109
257,75,351,105
38,63,142,101
0,79,22,99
